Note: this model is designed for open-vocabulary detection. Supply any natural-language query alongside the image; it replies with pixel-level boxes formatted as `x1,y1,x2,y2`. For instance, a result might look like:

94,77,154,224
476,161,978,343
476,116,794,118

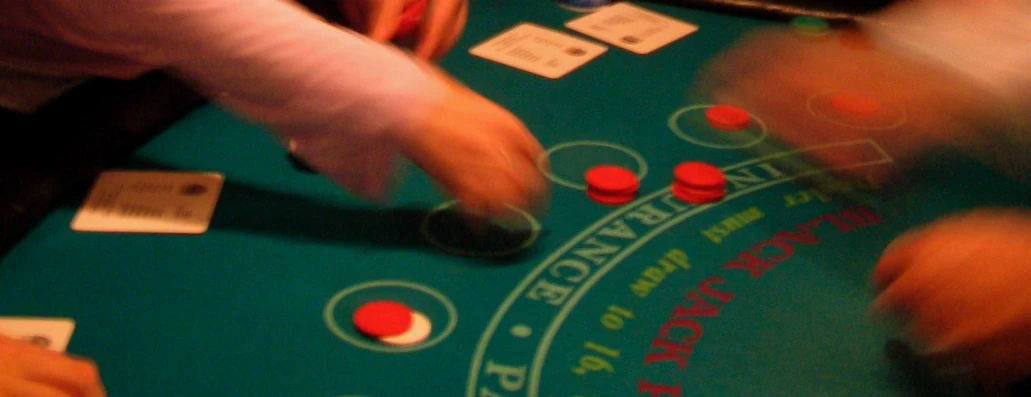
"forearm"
861,1,1031,178
28,0,439,137
20,0,445,197
862,1,1031,113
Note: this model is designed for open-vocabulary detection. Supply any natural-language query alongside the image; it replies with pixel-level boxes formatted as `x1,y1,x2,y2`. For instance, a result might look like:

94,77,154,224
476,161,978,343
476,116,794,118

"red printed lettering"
644,337,696,369
638,380,683,397
698,277,734,303
724,251,774,278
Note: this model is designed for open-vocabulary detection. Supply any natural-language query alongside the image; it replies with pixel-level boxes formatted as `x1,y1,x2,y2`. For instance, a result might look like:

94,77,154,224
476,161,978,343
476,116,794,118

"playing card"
565,2,698,54
469,23,608,79
0,317,76,352
71,171,225,234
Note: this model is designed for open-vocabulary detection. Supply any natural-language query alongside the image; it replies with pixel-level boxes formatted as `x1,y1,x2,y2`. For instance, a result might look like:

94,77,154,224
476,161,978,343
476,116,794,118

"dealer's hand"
693,28,995,180
871,209,1031,383
0,334,107,397
393,65,550,224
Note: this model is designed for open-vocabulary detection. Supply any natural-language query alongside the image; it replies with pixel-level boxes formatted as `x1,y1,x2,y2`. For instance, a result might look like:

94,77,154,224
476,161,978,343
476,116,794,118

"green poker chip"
791,16,831,37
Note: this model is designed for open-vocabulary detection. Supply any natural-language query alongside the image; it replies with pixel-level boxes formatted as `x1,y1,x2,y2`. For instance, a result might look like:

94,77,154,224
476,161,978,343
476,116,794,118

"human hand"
693,27,996,180
0,335,107,397
338,0,467,60
871,209,1031,383
392,66,549,224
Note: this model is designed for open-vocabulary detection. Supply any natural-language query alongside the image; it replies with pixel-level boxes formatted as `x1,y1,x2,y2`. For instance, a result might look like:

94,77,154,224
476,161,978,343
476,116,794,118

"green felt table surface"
2,1,1030,396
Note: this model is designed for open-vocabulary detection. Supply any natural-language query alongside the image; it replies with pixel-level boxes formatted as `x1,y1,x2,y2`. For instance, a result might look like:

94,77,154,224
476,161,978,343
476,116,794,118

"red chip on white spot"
674,162,725,189
353,301,413,338
705,105,750,132
830,93,881,115
378,311,433,346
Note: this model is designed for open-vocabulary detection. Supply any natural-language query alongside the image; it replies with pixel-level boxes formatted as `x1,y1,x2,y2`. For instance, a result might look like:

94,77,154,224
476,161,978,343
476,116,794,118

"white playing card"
0,317,76,352
469,23,608,79
565,2,698,55
71,171,225,234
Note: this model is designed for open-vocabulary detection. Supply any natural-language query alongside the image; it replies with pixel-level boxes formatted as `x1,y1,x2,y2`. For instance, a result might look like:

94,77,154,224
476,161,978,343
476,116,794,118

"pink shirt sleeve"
864,0,1031,113
11,0,445,199
863,0,1031,175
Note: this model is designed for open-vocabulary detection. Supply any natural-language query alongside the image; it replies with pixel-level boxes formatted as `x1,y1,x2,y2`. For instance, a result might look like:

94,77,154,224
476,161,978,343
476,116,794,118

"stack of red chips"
672,162,726,204
585,165,640,206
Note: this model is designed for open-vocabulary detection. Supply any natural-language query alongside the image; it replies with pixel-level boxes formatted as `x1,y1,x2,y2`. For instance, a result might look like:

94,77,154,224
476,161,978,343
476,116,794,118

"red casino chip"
585,165,639,193
672,184,726,204
353,300,413,338
674,162,725,189
704,105,750,132
830,93,881,115
672,161,726,204
586,189,637,206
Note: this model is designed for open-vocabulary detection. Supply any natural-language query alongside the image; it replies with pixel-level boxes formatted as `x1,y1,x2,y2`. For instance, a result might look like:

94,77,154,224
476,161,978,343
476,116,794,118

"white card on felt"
565,2,698,55
469,23,608,79
0,317,76,352
71,171,225,234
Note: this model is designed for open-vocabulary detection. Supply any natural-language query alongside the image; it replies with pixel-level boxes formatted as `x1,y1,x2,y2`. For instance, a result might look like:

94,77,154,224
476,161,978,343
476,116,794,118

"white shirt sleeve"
20,0,446,199
863,0,1031,113
862,0,1031,176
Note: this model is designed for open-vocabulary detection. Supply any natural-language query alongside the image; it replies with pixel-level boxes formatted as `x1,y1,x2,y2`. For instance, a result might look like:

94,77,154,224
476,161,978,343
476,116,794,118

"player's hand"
871,209,1031,384
693,28,996,180
0,335,107,397
393,66,550,224
338,0,468,61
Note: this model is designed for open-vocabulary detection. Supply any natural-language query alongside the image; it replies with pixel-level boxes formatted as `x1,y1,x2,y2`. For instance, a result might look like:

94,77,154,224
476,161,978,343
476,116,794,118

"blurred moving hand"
394,65,550,224
872,209,1031,384
0,335,107,397
339,0,467,60
694,27,995,177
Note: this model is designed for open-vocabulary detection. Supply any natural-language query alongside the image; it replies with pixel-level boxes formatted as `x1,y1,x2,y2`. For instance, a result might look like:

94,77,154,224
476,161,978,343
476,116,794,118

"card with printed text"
71,171,224,234
0,317,76,352
566,3,698,54
469,23,608,79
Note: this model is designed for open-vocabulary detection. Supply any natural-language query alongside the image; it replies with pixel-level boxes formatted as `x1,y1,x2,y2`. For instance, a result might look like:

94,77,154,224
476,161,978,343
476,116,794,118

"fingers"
431,0,467,61
392,63,547,224
339,0,466,60
454,166,531,222
506,136,551,218
870,255,921,317
30,356,105,397
0,381,70,397
457,130,546,222
414,0,466,60
869,211,1031,382
397,99,548,224
0,335,107,397
871,231,924,292
366,0,408,42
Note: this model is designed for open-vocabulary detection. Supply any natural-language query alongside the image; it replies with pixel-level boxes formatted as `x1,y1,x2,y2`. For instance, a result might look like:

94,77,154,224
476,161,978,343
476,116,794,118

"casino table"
2,1,1031,396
